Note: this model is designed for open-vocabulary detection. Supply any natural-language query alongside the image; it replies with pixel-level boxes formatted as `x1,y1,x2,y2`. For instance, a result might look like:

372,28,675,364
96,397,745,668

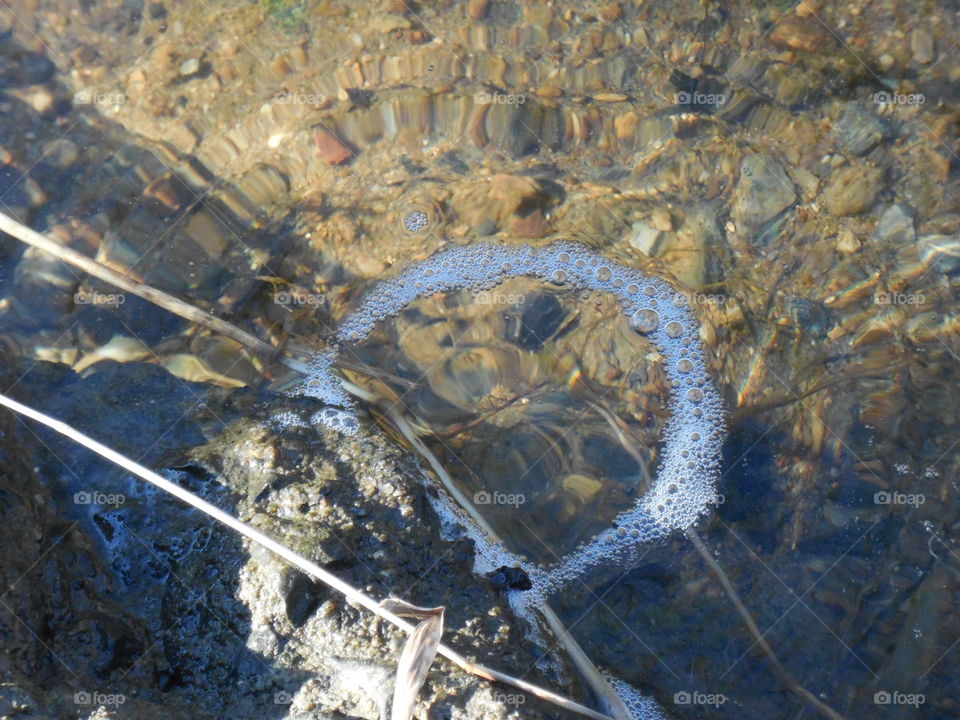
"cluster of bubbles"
402,209,430,233
288,241,726,719
294,241,725,587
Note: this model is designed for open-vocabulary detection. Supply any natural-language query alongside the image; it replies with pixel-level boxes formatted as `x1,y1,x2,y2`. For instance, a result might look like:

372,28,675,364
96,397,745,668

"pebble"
630,220,661,255
823,164,884,217
179,57,200,77
26,87,55,114
872,204,915,245
614,111,639,139
467,0,490,20
836,227,861,254
650,207,673,232
731,154,796,239
910,29,935,65
42,139,79,168
315,128,353,165
832,102,886,156
767,15,836,53
509,209,548,238
371,14,411,33
476,219,497,236
592,92,628,102
600,2,622,22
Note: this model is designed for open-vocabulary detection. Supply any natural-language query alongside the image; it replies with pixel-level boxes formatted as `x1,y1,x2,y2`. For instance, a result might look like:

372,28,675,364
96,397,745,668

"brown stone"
467,0,490,20
510,209,549,238
768,15,836,53
615,112,639,140
315,127,353,165
824,164,884,217
600,2,622,22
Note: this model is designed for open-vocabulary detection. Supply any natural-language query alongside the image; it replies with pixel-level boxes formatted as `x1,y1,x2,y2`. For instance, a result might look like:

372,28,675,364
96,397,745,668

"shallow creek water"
0,1,959,719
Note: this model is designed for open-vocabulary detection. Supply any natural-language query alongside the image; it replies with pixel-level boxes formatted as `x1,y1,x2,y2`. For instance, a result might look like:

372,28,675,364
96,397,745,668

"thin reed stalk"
0,391,612,720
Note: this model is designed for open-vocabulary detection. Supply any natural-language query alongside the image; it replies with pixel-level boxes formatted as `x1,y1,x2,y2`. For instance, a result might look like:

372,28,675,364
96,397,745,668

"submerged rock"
730,154,797,242
824,163,884,216
832,101,887,156
0,360,548,720
873,203,915,245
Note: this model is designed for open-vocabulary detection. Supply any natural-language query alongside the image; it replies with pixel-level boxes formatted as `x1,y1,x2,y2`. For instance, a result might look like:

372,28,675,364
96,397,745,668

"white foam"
300,241,725,588
292,241,727,720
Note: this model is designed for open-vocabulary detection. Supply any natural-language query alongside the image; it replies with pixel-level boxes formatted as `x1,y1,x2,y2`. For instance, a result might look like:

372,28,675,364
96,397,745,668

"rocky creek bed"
0,0,959,718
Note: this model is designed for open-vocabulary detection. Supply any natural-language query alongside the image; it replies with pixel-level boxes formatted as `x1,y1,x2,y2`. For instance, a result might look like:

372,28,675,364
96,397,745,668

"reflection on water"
340,277,669,564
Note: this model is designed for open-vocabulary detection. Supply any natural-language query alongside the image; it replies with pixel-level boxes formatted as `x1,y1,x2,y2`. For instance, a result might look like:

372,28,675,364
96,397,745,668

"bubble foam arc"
304,241,725,592
297,241,726,720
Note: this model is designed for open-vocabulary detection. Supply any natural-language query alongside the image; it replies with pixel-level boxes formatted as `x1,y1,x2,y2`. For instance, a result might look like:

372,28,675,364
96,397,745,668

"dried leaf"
391,608,445,720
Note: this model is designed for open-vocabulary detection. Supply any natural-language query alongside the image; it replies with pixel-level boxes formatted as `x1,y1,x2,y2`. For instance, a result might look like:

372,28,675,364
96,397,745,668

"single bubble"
596,266,612,282
575,259,586,268
630,308,660,334
665,320,684,338
557,251,570,263
686,388,705,403
677,358,694,373
626,284,639,294
550,269,568,284
643,285,656,296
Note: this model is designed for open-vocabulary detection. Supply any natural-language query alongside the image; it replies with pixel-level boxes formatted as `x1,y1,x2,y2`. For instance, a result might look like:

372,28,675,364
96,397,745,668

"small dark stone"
475,219,498,236
485,565,532,591
345,88,375,110
507,293,567,351
281,569,328,627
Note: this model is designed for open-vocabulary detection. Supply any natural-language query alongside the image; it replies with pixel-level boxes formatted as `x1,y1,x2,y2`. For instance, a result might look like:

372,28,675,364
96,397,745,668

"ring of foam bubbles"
296,241,726,600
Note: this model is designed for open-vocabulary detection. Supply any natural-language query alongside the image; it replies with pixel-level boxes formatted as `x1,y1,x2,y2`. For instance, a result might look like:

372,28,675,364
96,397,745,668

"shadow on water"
0,38,328,720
